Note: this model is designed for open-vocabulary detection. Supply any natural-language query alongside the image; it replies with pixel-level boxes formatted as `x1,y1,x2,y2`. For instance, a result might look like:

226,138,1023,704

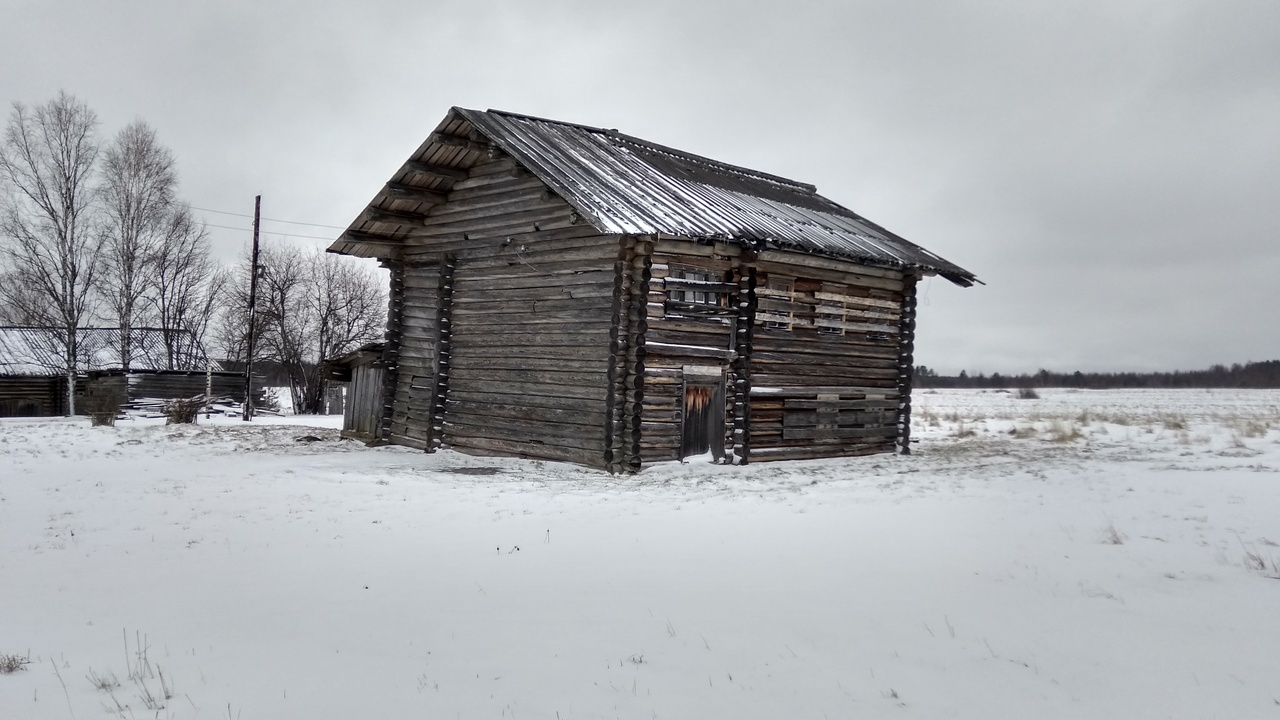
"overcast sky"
2,0,1277,374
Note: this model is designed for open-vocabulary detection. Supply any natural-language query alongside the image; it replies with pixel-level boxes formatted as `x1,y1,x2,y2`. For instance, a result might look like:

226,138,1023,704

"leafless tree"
218,241,385,414
301,250,386,412
0,92,103,415
99,121,176,369
146,206,226,369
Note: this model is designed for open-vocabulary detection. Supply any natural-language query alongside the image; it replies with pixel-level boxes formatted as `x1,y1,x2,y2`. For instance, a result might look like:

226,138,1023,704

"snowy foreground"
2,389,1279,719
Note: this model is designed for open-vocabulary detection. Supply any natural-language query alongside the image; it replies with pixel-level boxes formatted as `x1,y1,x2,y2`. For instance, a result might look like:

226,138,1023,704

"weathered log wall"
745,252,907,462
395,157,620,467
0,376,64,416
639,240,742,464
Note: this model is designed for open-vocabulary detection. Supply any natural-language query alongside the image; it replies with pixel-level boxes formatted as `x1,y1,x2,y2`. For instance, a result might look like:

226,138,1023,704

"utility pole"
242,195,261,421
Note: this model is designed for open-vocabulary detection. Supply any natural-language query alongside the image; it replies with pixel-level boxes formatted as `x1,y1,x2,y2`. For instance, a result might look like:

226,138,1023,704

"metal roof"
331,107,977,286
0,327,211,376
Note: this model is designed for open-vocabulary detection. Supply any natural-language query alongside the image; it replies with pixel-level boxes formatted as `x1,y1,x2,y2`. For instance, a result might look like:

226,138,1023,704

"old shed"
328,108,977,470
0,327,247,416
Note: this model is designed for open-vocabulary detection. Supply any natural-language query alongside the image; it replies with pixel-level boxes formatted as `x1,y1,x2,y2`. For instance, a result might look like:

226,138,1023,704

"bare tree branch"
99,120,176,370
0,92,102,414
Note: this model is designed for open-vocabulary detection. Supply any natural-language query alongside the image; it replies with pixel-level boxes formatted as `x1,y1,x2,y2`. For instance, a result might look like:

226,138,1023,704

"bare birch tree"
0,92,102,414
99,121,176,369
146,206,227,368
218,241,384,414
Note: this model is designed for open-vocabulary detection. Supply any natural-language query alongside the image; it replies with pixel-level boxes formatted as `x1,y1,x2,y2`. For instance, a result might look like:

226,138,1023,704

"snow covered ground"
2,388,1278,719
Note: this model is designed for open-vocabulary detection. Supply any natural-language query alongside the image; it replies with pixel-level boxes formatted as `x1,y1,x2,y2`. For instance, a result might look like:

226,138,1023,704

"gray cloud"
2,0,1276,373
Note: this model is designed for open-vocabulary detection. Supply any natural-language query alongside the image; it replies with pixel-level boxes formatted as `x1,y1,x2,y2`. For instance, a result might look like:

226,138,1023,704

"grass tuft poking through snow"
0,653,30,673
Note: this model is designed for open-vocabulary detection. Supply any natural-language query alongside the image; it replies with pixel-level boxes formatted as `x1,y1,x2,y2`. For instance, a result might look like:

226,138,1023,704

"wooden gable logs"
391,162,620,467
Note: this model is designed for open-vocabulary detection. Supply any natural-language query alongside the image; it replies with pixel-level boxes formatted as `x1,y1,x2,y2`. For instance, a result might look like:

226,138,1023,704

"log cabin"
327,108,977,470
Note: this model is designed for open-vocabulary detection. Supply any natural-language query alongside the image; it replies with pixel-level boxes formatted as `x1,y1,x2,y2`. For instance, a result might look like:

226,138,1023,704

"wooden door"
681,381,725,461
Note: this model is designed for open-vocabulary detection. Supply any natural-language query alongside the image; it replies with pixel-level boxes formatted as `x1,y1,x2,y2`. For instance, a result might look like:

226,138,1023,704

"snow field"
1,389,1278,718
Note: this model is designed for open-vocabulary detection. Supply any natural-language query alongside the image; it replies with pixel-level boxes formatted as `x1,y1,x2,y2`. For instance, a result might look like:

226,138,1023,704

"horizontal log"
750,386,898,399
445,400,607,427
751,374,896,388
782,399,901,411
452,269,614,293
782,410,897,427
746,442,894,462
447,356,609,373
442,176,545,203
446,389,604,412
643,342,734,362
751,333,898,355
403,161,468,181
456,245,619,269
450,331,611,347
748,364,900,381
446,435,605,468
445,413,605,443
428,132,489,154
652,240,741,260
447,367,609,388
755,250,903,280
388,433,431,451
753,260,904,292
384,182,448,206
750,350,897,368
450,284,613,303
446,421,603,452
448,378,607,401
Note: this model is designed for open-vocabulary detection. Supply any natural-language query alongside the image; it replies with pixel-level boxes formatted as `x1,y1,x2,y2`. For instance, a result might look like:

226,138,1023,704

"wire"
190,205,348,231
201,222,338,242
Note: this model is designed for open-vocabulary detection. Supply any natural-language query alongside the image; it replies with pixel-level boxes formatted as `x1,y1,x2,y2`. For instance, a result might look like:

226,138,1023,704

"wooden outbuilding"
0,327,251,416
327,108,977,470
325,342,386,441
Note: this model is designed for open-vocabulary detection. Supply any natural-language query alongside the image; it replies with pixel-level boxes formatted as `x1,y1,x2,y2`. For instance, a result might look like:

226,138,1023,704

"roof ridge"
474,107,817,193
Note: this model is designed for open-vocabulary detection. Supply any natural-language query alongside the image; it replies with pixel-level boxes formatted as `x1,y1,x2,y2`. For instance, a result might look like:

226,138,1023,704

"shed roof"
0,327,211,376
330,107,977,286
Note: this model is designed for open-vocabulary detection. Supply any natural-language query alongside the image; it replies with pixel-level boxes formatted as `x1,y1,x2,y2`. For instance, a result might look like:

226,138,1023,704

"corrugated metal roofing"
0,327,211,376
331,107,977,286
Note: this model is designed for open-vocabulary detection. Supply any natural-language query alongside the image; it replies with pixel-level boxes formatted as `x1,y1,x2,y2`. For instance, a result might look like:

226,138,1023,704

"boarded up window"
664,265,730,319
758,275,801,330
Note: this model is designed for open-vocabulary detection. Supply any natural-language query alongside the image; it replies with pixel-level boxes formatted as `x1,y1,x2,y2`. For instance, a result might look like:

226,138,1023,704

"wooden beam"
429,133,489,153
338,230,402,255
384,182,448,205
404,160,469,181
365,207,427,226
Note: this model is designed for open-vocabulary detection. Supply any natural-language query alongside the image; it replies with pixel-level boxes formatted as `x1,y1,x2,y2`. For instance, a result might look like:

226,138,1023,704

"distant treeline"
915,360,1280,389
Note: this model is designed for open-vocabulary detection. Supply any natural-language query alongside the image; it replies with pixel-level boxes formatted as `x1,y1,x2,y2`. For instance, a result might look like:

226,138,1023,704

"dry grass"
1008,424,1038,440
165,397,203,425
1102,523,1126,545
0,653,29,673
1049,420,1082,443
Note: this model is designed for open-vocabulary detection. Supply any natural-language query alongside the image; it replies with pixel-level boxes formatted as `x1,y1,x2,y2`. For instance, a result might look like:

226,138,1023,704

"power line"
190,205,348,230
202,221,337,242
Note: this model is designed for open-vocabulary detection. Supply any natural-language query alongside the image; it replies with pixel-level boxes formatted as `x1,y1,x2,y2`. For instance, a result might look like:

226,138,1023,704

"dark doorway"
681,380,725,461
